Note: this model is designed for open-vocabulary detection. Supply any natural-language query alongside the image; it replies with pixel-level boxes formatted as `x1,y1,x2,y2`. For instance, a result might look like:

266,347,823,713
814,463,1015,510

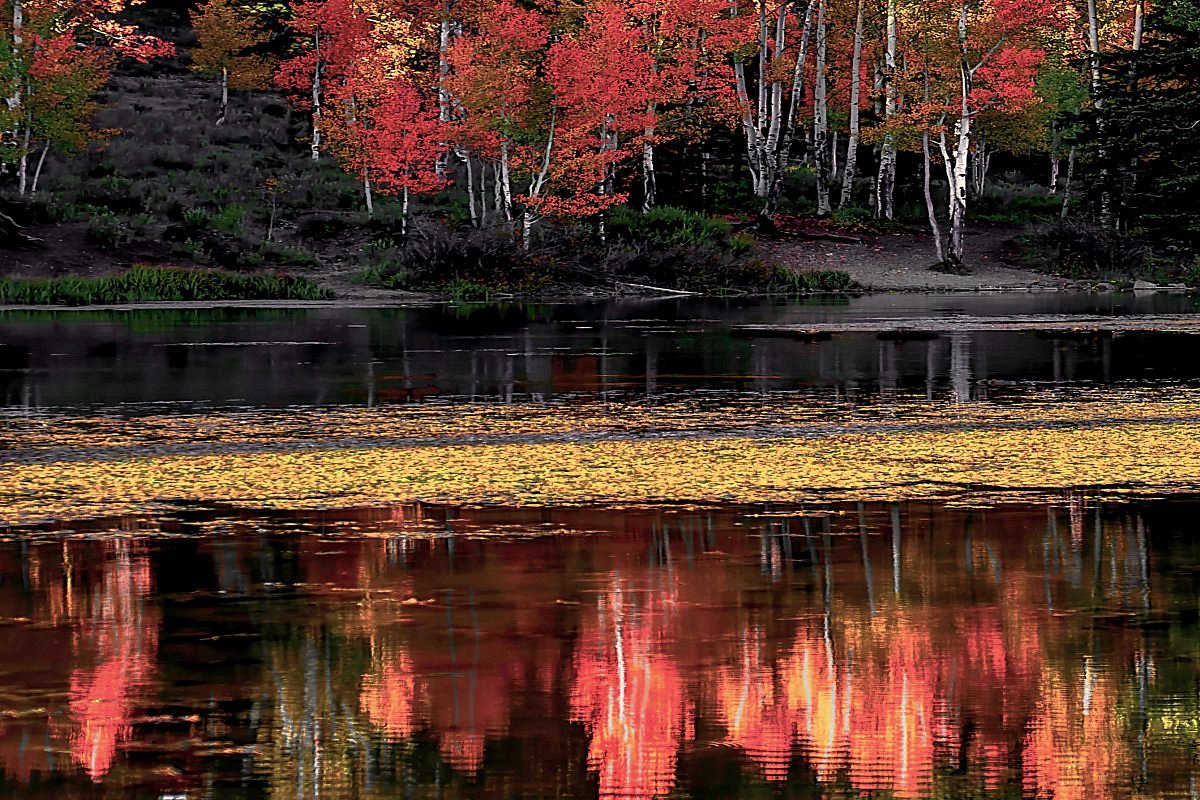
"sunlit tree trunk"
16,90,31,195
922,69,945,263
5,0,22,140
310,34,323,161
938,1,973,268
217,65,229,126
29,140,47,194
642,113,656,213
812,0,831,215
1060,144,1076,218
479,161,490,226
520,116,555,251
1086,0,1111,226
464,153,478,226
875,0,898,219
499,139,514,224
435,4,456,180
736,0,817,220
363,169,373,218
1049,153,1059,194
970,133,990,196
838,0,864,209
401,186,409,236
764,0,816,218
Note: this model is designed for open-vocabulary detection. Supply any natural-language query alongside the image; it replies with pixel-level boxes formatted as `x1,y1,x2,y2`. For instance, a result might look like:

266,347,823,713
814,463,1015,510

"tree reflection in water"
0,498,1196,799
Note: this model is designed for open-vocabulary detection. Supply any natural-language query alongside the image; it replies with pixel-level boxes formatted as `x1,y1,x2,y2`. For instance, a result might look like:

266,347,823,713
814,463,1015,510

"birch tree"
925,0,1052,266
838,0,866,208
731,0,815,220
812,0,832,214
875,0,899,219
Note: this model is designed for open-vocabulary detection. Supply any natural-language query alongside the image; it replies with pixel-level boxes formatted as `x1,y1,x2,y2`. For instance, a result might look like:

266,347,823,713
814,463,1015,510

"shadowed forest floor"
760,226,1078,292
0,69,1078,298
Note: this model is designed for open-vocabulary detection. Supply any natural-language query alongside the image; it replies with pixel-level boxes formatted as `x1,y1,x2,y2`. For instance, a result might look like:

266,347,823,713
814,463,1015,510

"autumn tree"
917,0,1056,267
1,0,172,194
190,0,275,125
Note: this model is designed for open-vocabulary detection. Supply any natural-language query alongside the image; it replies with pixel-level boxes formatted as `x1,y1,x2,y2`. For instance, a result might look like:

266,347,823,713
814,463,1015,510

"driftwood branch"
0,211,42,248
615,281,701,296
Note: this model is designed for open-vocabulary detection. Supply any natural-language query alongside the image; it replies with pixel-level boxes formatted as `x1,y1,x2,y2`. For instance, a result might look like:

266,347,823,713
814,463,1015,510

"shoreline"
0,284,1100,313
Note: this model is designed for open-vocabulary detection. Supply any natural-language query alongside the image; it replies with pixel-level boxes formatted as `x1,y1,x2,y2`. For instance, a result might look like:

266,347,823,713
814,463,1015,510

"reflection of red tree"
571,579,689,800
361,651,421,740
716,627,799,781
67,541,158,781
1023,659,1129,800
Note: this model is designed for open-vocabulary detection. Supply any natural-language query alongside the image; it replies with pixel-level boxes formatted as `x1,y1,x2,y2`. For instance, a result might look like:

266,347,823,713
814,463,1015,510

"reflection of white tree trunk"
890,503,902,596
948,332,971,403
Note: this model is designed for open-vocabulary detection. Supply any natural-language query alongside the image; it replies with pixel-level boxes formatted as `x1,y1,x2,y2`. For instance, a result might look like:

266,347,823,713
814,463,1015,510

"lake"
1,294,1199,799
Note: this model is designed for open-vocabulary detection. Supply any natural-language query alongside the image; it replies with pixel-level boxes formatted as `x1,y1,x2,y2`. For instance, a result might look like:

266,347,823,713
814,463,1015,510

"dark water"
1,296,1199,799
2,293,1199,411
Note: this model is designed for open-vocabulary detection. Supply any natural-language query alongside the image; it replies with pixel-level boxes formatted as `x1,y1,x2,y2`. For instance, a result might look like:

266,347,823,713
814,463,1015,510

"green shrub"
210,205,246,235
182,207,212,229
0,266,331,306
1013,220,1151,278
828,206,905,233
607,205,736,250
444,278,494,301
85,212,129,251
769,266,856,294
973,185,1062,224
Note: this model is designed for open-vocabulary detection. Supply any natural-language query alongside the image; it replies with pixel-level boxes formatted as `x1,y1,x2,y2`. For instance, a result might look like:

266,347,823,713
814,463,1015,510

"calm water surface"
1,296,1199,799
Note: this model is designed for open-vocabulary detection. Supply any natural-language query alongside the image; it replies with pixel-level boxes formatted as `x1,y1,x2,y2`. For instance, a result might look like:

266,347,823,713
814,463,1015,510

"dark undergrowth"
1008,219,1200,285
0,265,330,305
359,209,854,299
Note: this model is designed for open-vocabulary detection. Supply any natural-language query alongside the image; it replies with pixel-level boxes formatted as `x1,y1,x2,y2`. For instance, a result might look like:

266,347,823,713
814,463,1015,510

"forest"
0,0,1198,298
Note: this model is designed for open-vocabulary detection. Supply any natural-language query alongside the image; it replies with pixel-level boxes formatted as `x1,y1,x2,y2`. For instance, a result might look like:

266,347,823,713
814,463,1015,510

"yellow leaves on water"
4,394,1200,524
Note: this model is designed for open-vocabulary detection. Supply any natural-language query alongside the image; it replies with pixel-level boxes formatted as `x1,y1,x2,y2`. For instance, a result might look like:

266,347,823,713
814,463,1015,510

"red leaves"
972,47,1046,111
360,84,447,196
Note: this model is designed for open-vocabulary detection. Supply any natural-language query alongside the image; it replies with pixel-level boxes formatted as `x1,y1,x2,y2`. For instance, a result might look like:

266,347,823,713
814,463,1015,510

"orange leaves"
189,0,274,89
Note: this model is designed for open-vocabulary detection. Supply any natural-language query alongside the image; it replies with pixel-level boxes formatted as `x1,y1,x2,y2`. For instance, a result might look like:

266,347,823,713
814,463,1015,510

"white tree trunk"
16,102,30,195
436,10,453,180
764,0,815,217
642,124,656,213
839,0,864,209
922,66,945,263
310,35,322,161
401,186,409,237
29,140,47,194
812,0,831,215
499,140,514,224
480,161,491,226
464,153,478,226
1086,0,1111,226
1049,155,1059,195
876,0,899,219
1061,145,1076,219
5,0,22,132
217,65,228,126
940,7,973,268
363,170,374,218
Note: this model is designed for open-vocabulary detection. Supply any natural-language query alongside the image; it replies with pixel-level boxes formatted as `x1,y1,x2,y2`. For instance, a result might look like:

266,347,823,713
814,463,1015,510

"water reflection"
3,295,1200,411
0,499,1198,798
